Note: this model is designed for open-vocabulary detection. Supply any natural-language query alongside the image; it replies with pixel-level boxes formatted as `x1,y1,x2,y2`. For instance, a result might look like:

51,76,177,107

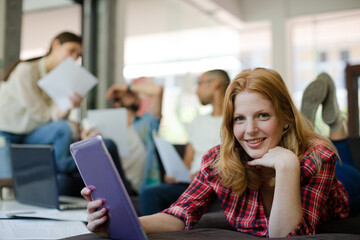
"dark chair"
348,136,360,171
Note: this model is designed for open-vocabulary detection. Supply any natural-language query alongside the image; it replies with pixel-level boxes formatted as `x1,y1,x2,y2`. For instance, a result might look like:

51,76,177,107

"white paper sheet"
3,209,87,222
0,219,90,240
87,108,129,157
37,57,98,111
153,133,190,183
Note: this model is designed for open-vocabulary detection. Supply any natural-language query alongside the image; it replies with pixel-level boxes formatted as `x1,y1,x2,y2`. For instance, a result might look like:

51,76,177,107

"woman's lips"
245,138,266,148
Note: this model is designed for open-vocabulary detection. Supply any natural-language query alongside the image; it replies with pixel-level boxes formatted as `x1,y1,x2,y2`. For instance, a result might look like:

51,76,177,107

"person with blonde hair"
81,68,349,238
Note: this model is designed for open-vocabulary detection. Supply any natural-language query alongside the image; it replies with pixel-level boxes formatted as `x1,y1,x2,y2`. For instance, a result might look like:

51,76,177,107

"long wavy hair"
213,68,336,195
2,31,82,82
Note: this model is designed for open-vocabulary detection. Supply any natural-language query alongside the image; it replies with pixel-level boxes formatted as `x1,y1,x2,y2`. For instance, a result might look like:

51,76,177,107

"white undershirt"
188,114,223,174
121,125,146,192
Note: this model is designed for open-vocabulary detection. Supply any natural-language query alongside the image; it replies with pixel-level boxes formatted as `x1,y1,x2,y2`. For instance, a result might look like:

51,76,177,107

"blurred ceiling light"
185,0,244,31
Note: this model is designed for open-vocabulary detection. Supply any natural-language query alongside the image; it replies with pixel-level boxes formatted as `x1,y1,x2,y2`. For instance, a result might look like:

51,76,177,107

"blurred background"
1,0,360,143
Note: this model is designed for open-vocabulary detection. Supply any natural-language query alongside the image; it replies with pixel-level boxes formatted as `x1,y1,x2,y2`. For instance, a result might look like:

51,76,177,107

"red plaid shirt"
163,142,349,237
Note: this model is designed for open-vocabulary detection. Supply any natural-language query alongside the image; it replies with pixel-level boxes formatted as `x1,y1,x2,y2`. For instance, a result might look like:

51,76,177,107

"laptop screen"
10,144,59,209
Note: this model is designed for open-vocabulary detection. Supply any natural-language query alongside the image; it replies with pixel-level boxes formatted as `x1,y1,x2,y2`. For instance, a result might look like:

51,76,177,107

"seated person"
63,79,164,197
301,72,360,215
82,68,349,238
106,79,163,193
140,69,230,215
0,32,83,173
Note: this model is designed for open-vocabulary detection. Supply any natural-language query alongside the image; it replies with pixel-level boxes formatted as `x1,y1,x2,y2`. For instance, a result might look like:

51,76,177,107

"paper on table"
153,132,190,183
4,209,87,222
87,108,129,158
37,57,98,111
0,219,90,240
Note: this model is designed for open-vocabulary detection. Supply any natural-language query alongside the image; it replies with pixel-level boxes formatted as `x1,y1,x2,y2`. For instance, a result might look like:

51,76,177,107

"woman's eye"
258,113,270,119
234,116,244,122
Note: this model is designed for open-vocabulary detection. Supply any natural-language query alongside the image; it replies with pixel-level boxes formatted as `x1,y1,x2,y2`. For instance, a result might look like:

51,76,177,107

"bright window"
289,10,360,135
124,23,271,143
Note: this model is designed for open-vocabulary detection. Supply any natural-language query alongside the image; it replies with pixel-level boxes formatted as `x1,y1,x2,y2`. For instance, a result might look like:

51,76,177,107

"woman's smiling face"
233,90,284,159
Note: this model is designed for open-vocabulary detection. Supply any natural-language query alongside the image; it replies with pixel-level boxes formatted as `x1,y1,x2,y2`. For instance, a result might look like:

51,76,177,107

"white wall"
0,0,5,66
125,0,219,37
21,5,81,58
237,0,360,88
239,0,360,21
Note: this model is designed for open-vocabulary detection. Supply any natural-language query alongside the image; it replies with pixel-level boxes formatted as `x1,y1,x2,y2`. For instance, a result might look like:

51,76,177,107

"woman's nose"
246,120,258,135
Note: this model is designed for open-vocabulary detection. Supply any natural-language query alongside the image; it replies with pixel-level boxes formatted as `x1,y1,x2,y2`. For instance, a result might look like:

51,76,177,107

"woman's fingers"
68,92,83,108
81,186,95,201
87,200,106,216
80,186,108,234
87,207,108,232
247,158,269,168
87,216,107,232
87,200,107,232
81,187,91,201
73,92,82,100
87,201,106,217
80,127,101,140
247,146,298,169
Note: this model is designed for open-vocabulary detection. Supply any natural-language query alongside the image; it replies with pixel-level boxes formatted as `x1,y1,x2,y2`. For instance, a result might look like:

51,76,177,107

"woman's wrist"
57,109,70,119
275,155,299,172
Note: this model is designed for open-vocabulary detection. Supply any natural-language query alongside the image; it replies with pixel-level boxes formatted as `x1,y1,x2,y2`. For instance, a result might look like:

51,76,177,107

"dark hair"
47,31,82,54
2,31,82,82
206,69,231,93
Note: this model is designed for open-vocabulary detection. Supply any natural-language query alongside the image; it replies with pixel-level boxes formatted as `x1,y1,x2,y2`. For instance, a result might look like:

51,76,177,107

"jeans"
333,139,360,215
140,183,189,216
0,136,11,178
0,120,75,174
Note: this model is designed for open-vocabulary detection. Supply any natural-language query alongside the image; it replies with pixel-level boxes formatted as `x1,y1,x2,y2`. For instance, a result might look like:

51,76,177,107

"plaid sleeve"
287,146,336,236
162,147,218,229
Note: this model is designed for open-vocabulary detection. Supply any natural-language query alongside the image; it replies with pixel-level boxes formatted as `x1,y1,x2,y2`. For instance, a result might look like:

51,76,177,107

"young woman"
0,31,83,173
81,68,349,237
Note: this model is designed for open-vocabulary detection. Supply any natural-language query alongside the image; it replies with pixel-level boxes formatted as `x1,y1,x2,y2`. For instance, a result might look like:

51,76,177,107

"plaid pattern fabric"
163,141,349,237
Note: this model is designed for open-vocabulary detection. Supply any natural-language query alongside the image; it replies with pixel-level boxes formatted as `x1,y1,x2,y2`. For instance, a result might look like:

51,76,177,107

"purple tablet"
70,135,147,240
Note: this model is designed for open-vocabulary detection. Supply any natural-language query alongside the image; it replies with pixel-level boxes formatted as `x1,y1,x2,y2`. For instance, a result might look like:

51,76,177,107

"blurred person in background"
0,31,83,174
140,69,230,215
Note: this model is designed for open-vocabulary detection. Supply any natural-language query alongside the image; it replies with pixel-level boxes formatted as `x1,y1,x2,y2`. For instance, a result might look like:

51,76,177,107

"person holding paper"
106,79,163,192
74,125,139,198
0,31,83,173
140,69,230,215
82,68,349,238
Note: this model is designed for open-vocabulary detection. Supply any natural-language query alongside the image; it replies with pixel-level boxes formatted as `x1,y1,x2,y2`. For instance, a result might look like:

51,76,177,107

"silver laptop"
10,144,87,210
